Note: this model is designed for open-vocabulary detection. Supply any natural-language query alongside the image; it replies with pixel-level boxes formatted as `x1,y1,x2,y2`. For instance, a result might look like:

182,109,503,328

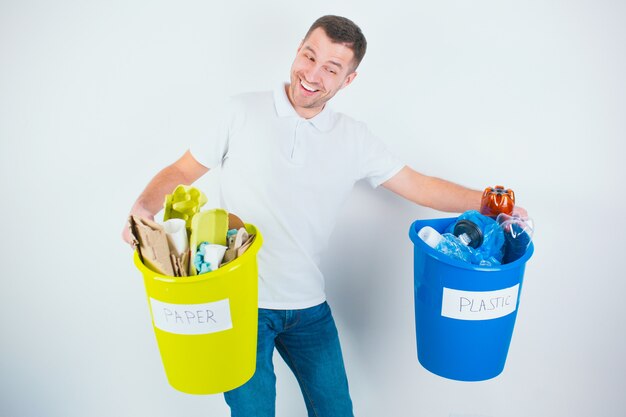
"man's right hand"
122,203,155,247
121,150,209,248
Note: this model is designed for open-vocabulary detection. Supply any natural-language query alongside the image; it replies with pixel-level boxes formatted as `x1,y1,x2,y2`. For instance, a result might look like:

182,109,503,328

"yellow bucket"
133,223,262,394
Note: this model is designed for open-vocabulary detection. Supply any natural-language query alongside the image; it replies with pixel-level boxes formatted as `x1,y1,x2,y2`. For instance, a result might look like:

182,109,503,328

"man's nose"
303,63,323,84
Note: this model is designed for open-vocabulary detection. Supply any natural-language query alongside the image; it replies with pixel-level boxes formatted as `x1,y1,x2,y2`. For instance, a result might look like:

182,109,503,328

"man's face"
288,27,358,118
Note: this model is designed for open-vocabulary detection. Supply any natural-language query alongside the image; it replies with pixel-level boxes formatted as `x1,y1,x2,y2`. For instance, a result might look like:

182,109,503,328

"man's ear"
341,71,358,89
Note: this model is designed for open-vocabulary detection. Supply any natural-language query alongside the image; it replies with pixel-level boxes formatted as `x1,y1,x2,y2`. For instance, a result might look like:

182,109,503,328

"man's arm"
121,149,209,244
382,166,482,213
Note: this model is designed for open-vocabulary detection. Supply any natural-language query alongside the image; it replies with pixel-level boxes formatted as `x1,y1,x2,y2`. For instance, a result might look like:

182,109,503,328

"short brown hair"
304,15,367,71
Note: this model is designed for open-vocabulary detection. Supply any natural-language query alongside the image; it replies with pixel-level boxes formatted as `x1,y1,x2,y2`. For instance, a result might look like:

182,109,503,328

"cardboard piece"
161,218,189,276
130,206,251,276
222,232,256,266
129,215,175,276
237,234,256,257
222,228,248,264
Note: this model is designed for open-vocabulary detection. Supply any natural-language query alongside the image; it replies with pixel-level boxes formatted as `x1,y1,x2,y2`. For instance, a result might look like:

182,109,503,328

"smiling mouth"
300,79,320,93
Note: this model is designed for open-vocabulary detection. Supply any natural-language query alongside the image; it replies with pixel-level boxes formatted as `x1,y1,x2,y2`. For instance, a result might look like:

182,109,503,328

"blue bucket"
408,217,534,381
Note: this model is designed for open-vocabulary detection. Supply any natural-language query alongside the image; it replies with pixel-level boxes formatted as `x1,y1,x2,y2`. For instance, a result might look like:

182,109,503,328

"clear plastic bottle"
418,226,476,264
447,210,505,265
496,214,534,264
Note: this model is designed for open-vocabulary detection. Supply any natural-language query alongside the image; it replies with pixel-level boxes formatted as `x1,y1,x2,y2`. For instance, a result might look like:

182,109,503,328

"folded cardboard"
129,215,175,276
171,251,189,277
222,232,256,266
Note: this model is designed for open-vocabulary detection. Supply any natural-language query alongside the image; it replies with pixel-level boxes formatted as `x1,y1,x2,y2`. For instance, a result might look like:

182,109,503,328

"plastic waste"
418,211,507,267
496,213,534,264
418,226,475,264
480,186,515,217
446,210,505,265
452,220,483,248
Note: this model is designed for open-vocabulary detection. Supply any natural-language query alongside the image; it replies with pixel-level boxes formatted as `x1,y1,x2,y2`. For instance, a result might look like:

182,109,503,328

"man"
123,15,525,417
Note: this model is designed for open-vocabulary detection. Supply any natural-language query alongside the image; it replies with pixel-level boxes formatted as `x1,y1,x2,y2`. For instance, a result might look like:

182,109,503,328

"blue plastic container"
409,217,534,381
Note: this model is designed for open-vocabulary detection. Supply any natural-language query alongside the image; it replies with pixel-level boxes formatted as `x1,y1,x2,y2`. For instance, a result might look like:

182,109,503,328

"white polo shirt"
190,84,404,309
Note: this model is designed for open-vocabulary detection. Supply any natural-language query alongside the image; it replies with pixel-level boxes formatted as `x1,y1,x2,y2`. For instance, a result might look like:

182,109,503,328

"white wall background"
1,1,625,416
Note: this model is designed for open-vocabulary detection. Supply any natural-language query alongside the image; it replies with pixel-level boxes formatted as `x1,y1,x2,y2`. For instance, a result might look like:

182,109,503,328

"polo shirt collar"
274,83,333,132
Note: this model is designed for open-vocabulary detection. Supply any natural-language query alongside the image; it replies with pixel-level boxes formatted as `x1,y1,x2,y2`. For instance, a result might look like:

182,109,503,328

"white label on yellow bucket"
149,298,233,335
441,284,519,321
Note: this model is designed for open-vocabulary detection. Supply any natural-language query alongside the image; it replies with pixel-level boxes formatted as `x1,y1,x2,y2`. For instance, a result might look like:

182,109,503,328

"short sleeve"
189,99,237,169
357,126,405,188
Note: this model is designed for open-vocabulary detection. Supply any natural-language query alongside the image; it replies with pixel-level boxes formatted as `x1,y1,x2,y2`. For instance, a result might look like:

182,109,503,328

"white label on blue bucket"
441,284,520,320
149,298,233,335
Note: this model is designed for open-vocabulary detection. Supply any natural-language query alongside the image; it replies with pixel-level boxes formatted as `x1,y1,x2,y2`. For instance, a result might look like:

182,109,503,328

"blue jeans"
224,302,354,417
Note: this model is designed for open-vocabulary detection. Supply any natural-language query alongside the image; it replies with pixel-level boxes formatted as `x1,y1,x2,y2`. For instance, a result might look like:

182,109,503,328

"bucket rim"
133,223,263,283
408,218,534,272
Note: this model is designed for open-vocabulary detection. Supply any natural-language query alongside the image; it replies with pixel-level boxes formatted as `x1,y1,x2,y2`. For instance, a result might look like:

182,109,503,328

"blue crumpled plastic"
194,241,213,274
445,210,505,266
